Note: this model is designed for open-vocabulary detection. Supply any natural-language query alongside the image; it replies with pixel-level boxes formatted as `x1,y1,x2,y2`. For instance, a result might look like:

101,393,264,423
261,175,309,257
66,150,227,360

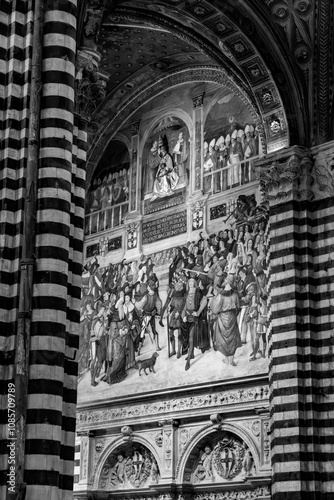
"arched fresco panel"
142,115,190,210
84,139,130,238
203,91,261,195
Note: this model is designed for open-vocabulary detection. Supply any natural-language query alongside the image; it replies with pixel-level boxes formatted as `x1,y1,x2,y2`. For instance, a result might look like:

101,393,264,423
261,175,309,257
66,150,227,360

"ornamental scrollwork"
76,386,269,430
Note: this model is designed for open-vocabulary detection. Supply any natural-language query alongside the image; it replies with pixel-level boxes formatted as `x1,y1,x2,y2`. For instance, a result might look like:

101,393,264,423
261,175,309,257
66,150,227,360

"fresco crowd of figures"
85,166,130,234
203,122,259,192
79,194,269,387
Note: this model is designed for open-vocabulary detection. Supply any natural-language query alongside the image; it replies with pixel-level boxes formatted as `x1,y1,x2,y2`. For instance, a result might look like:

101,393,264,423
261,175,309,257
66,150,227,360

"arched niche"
95,438,161,492
179,425,260,486
85,138,131,237
140,110,192,203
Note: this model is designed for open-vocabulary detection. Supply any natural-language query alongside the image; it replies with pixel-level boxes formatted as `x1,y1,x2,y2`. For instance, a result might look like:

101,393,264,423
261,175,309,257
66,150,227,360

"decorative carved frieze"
193,487,270,499
76,386,269,430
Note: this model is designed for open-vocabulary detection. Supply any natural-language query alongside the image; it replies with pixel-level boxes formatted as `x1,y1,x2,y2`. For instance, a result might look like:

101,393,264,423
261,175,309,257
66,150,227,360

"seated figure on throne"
151,143,179,201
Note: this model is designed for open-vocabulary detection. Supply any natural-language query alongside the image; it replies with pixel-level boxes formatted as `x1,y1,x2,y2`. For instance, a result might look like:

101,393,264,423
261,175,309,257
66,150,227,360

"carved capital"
130,121,141,136
75,49,109,119
254,146,313,203
192,93,205,108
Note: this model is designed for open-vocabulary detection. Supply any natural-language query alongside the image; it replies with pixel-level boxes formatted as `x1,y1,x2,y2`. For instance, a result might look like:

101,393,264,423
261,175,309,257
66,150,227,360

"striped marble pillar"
0,1,36,498
256,147,320,500
24,1,84,500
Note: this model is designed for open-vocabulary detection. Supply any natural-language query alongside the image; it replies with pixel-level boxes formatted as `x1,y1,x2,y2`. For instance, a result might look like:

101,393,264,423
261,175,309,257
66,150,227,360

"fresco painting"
203,95,260,193
142,117,190,202
78,194,269,403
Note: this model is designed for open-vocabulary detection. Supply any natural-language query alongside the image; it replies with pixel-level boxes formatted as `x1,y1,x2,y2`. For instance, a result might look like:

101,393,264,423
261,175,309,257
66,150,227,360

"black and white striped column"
257,147,321,500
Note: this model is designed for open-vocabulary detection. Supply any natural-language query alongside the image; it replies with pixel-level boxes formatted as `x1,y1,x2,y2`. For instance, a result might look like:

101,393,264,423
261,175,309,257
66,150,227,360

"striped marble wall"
0,1,86,499
0,0,33,495
256,146,334,500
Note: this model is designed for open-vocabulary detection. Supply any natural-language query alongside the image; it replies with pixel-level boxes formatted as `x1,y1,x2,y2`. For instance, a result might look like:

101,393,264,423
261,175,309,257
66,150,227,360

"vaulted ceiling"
77,0,333,181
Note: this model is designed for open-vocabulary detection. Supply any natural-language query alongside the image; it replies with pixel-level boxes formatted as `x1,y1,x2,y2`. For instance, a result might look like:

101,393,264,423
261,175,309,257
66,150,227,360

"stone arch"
93,434,163,490
176,423,260,484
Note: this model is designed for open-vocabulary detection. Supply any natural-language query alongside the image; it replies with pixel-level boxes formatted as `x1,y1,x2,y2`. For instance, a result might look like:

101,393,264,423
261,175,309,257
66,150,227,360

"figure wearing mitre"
151,136,179,201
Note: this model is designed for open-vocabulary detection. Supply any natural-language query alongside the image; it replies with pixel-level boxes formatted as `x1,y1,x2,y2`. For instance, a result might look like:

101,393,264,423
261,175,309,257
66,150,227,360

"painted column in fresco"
255,146,328,500
129,121,141,214
192,93,205,193
124,121,142,261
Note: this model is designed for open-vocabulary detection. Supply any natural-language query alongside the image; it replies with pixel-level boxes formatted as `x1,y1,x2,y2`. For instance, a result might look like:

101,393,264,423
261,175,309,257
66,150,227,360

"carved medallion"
212,437,244,480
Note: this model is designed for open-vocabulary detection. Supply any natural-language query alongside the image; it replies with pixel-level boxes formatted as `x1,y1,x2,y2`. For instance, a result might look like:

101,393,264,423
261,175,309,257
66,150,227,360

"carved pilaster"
261,418,271,468
78,430,94,485
192,93,204,193
159,419,179,483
